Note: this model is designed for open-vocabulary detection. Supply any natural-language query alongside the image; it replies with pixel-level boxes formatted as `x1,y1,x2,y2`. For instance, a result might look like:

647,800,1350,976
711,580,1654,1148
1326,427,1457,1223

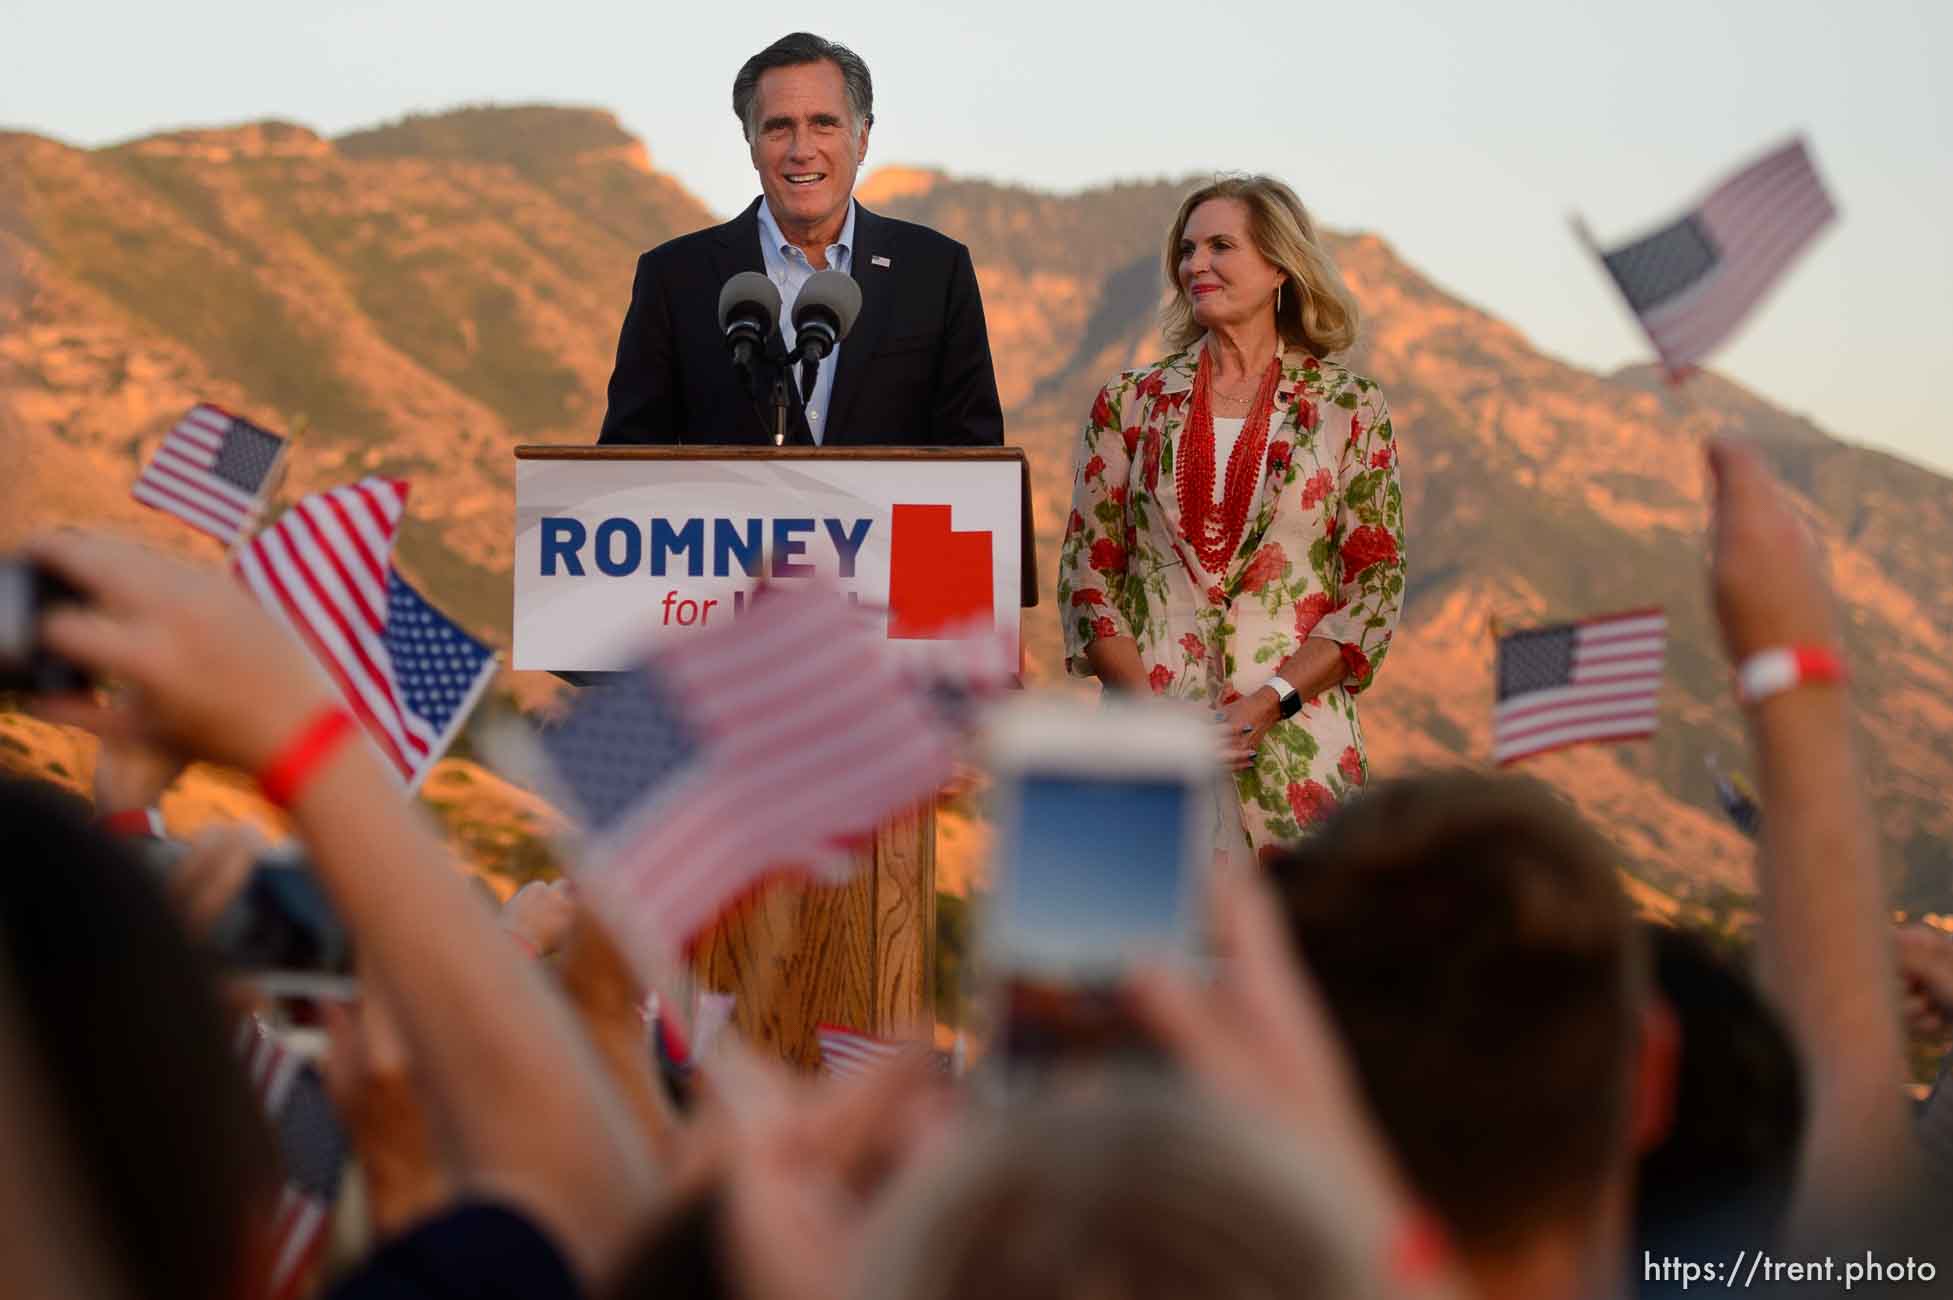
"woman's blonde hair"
854,1084,1389,1300
1160,174,1360,357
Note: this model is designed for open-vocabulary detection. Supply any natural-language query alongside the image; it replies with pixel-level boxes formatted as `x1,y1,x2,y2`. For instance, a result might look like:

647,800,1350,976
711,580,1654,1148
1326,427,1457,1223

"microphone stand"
768,365,790,447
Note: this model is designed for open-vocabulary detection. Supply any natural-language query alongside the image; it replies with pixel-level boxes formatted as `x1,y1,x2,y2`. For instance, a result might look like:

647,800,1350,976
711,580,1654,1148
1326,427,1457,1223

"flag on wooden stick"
234,478,497,788
1493,609,1666,764
132,403,288,546
537,583,954,965
1577,136,1836,378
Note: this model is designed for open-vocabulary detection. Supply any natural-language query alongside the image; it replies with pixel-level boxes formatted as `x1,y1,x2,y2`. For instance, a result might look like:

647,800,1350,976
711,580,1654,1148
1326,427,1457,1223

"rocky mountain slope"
4,108,1948,913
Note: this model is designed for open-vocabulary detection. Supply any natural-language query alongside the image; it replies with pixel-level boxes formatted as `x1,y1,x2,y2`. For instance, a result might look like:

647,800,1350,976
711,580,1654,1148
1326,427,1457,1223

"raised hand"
1705,438,1841,662
26,532,334,772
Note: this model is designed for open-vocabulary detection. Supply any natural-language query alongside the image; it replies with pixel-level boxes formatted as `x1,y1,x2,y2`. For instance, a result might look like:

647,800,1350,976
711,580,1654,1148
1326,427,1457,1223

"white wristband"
1734,645,1845,706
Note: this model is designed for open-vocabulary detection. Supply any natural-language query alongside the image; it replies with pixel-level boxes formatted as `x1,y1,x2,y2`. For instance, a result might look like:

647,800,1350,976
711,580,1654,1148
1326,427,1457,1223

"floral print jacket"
1056,342,1405,851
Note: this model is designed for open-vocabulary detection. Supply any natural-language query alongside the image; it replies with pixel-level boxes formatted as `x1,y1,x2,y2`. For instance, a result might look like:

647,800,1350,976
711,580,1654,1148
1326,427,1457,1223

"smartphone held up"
977,695,1226,1079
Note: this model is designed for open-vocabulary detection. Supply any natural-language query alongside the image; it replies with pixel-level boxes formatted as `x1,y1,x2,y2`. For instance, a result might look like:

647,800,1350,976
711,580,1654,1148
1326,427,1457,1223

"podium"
511,445,1036,1067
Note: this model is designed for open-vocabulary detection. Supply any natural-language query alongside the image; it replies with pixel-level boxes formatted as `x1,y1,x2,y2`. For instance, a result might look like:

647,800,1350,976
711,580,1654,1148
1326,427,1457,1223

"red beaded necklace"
1176,346,1283,573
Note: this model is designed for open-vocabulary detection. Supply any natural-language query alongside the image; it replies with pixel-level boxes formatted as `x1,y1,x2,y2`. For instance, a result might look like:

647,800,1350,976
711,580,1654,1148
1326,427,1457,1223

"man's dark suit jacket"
598,198,1004,447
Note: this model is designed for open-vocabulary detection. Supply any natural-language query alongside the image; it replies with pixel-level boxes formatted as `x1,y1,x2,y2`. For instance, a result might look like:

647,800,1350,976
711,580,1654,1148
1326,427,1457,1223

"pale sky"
5,1,1949,472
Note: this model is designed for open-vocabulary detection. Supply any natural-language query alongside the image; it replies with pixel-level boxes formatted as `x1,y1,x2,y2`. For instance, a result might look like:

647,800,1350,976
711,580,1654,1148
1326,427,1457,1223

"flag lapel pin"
871,254,891,268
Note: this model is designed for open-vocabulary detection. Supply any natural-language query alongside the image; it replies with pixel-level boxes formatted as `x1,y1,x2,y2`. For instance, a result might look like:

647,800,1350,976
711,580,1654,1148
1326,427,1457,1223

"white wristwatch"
1262,675,1302,719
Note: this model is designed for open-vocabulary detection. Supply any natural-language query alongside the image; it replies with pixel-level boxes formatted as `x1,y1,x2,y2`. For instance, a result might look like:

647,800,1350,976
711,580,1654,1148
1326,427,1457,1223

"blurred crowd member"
28,530,661,1297
320,981,450,1246
858,1086,1385,1300
0,939,138,1300
1266,770,1671,1300
863,867,1471,1300
1702,440,1924,1243
1633,923,1805,1274
1893,924,1953,1187
0,776,278,1300
554,903,679,1158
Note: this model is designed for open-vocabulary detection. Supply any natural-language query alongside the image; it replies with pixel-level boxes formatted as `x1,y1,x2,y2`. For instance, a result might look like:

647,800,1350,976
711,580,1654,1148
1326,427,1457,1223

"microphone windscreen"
794,270,863,339
718,271,782,332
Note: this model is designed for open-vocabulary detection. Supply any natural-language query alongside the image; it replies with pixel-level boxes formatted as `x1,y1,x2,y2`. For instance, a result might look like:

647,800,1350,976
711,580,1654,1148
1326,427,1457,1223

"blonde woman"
1057,175,1405,855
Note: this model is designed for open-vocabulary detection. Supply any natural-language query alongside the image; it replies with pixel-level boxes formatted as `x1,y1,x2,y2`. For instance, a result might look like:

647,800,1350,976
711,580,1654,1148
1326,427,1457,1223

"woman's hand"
1216,688,1280,770
26,532,336,772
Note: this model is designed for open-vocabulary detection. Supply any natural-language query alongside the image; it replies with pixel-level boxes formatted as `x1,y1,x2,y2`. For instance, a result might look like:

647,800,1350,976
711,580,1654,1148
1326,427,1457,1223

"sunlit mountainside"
4,105,1950,916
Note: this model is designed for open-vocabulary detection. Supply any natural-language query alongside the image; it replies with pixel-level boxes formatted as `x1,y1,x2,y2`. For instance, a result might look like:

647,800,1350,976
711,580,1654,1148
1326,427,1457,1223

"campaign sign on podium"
513,447,1028,672
511,445,1034,1066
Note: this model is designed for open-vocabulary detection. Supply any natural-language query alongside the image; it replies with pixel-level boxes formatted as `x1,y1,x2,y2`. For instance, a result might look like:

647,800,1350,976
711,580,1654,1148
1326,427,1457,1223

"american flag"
1707,755,1762,839
132,404,287,547
235,478,498,788
538,584,954,963
235,1019,346,1300
1493,609,1666,765
817,1023,909,1079
1582,137,1836,377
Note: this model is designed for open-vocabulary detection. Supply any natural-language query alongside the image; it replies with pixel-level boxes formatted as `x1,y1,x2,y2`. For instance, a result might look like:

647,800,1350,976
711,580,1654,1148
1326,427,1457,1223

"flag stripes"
548,586,954,961
817,1024,908,1079
1591,138,1835,376
131,404,287,546
235,478,496,787
237,479,423,773
1494,610,1666,764
234,1019,344,1300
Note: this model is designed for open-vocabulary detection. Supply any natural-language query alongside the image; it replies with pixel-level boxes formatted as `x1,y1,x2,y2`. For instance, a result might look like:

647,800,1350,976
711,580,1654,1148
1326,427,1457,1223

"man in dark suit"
599,32,1004,448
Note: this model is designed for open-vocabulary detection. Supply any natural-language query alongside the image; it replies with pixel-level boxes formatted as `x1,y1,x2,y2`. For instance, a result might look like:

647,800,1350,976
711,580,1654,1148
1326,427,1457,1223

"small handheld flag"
235,1018,347,1300
537,584,954,964
234,478,498,788
1494,609,1666,764
1707,754,1761,838
1577,137,1836,379
132,404,288,546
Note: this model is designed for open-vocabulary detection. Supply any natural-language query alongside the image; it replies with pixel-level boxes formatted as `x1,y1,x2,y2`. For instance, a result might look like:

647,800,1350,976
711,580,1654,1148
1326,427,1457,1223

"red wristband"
99,807,166,838
507,931,541,960
1735,645,1846,706
257,708,358,809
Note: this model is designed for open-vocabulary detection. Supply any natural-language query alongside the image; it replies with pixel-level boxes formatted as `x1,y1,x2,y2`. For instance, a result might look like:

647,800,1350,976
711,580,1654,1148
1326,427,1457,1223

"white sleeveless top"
1205,416,1268,505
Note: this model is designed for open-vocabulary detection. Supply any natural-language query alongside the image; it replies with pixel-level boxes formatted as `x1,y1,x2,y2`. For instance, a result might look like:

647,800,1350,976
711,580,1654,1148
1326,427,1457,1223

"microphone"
718,272,782,375
791,269,862,369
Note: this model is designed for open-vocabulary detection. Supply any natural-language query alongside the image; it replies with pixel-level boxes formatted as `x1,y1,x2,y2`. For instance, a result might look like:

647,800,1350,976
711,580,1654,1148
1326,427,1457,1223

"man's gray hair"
732,32,875,142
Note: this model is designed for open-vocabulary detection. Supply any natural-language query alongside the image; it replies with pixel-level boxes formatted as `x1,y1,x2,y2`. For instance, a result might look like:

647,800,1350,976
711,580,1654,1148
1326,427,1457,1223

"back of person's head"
1635,922,1803,1260
0,776,276,1300
855,1082,1387,1300
1266,771,1649,1261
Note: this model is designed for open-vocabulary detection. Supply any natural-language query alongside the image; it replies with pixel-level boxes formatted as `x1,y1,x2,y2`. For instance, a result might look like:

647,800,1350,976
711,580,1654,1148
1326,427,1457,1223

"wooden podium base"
690,804,936,1069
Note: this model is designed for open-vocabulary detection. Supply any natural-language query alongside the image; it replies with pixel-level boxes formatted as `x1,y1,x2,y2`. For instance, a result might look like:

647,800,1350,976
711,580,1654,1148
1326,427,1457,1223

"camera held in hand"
143,839,356,998
0,557,94,695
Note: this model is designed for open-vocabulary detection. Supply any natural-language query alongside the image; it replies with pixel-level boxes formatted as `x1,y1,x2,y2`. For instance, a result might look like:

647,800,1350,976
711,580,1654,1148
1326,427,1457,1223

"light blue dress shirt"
757,198,856,445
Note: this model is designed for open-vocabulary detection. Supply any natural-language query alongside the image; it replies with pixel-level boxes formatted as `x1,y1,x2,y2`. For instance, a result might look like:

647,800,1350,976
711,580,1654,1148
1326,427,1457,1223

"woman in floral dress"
1057,175,1405,859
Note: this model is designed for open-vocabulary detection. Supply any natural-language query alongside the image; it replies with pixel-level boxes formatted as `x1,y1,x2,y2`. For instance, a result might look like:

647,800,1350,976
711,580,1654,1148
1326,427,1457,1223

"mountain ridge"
4,105,1949,912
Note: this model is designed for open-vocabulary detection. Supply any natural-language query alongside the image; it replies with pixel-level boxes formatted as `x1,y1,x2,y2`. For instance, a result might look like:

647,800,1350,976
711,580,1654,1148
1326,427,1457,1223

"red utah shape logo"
887,504,993,639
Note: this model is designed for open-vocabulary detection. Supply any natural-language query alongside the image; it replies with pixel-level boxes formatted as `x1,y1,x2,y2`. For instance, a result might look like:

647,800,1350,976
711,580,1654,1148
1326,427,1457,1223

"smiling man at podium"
599,32,1004,449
